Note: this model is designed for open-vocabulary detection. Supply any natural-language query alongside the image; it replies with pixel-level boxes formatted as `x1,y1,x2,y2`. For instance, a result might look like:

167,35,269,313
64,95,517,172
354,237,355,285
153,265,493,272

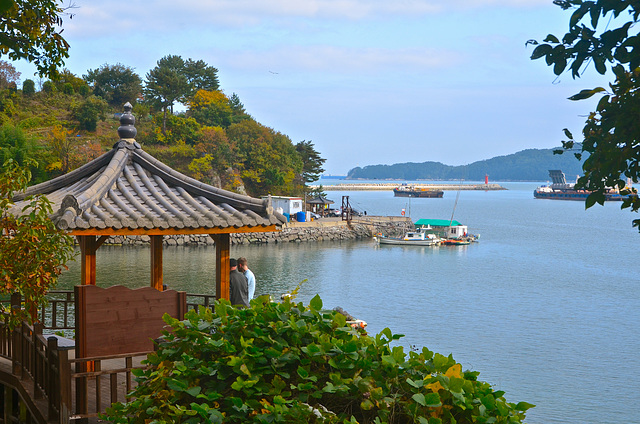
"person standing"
229,258,249,307
237,257,255,300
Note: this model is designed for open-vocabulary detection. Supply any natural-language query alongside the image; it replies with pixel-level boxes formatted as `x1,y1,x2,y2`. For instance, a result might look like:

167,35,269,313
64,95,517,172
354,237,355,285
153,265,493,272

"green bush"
22,79,35,95
73,95,108,131
62,82,74,95
42,80,55,94
104,296,533,423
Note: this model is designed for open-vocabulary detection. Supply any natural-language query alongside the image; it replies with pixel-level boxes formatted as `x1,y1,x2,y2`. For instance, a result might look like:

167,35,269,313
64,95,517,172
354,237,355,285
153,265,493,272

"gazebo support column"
211,233,230,300
150,235,163,290
78,235,97,285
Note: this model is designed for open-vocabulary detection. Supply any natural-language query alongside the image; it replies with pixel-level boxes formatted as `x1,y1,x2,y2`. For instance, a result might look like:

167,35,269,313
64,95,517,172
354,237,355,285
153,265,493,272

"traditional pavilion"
10,103,287,299
307,195,334,216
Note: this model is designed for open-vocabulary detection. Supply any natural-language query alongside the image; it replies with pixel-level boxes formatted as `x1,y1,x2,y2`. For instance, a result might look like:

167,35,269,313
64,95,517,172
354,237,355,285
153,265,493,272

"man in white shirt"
237,257,256,300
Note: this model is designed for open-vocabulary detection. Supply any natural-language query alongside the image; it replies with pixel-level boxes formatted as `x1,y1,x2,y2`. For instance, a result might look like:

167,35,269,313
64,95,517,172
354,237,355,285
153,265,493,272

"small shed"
414,218,468,239
265,196,303,216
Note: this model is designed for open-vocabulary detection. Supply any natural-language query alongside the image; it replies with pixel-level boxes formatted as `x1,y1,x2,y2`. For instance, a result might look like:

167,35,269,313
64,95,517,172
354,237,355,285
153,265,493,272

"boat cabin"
414,218,468,239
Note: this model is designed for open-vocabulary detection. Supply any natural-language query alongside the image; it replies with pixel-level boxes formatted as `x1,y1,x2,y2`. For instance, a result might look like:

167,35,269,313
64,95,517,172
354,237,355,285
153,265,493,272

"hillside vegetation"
346,148,585,181
0,58,325,197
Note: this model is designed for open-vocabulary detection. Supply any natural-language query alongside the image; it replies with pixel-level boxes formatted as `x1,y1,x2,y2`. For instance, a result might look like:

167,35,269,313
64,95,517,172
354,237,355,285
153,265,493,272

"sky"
11,0,613,175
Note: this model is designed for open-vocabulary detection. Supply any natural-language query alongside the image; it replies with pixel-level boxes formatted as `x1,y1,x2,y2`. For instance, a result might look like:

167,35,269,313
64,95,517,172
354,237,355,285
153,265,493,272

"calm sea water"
58,181,640,424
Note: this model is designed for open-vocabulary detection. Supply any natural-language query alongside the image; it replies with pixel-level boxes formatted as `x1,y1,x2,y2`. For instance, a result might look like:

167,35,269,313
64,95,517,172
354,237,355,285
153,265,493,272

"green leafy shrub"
22,79,35,95
42,80,55,94
61,82,74,95
73,95,108,131
104,296,533,423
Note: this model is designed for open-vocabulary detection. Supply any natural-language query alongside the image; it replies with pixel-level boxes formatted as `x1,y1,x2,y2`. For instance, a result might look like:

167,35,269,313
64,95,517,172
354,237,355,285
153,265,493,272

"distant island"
345,147,584,181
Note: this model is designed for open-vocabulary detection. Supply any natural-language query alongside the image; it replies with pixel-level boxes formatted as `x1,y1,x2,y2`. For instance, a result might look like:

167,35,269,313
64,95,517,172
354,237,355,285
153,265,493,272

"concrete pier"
316,183,506,191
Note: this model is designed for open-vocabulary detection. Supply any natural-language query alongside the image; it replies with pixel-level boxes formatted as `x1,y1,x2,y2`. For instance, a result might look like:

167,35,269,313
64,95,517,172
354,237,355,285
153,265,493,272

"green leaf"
424,392,442,408
530,44,553,60
167,378,188,391
186,386,202,397
568,87,605,101
309,294,323,310
515,401,536,411
562,128,573,139
361,399,375,410
412,393,427,406
0,0,13,14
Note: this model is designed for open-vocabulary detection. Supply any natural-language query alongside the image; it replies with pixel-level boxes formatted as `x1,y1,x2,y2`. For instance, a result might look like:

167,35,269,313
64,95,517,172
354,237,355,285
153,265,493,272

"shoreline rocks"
97,217,413,247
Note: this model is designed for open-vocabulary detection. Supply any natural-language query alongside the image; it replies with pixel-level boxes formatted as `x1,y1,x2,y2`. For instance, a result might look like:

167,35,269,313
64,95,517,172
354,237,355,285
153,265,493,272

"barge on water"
534,170,628,201
393,184,444,198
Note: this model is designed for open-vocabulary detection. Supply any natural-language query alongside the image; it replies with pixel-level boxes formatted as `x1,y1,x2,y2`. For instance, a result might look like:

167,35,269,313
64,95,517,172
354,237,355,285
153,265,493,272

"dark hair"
230,258,237,268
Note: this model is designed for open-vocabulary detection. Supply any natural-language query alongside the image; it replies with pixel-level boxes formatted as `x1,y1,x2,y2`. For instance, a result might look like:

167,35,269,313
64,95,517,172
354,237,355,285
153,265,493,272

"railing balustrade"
0,290,217,423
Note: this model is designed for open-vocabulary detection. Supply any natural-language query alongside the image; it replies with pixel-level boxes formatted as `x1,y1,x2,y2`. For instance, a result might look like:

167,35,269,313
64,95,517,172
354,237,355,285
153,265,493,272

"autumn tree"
0,159,75,327
528,0,640,230
84,63,142,107
0,60,20,90
0,0,71,78
227,119,303,196
188,89,233,128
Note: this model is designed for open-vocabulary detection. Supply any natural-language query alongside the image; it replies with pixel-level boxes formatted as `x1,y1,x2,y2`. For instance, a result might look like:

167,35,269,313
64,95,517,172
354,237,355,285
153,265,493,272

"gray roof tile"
11,109,286,233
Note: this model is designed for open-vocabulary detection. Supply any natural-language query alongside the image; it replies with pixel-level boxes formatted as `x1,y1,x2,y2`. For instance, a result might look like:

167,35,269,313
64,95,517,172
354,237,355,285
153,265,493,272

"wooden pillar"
211,233,230,300
150,235,163,290
78,236,97,285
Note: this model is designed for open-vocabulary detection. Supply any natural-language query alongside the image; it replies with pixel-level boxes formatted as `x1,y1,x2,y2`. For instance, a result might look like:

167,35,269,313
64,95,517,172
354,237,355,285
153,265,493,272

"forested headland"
346,148,585,181
0,57,325,197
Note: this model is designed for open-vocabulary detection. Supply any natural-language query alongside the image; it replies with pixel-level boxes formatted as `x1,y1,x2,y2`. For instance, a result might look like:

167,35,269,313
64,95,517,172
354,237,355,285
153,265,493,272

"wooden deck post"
211,234,230,300
78,236,97,285
150,235,163,290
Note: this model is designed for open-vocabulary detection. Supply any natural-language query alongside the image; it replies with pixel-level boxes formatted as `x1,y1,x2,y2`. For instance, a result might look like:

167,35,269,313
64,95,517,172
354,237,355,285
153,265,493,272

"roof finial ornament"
117,102,137,143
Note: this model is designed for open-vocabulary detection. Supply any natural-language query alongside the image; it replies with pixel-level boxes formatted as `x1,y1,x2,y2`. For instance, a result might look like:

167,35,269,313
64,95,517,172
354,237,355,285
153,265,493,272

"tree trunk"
162,106,167,135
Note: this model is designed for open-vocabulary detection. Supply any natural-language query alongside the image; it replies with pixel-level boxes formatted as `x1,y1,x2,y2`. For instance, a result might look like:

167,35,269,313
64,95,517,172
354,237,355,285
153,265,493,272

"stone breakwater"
98,217,413,246
317,183,506,191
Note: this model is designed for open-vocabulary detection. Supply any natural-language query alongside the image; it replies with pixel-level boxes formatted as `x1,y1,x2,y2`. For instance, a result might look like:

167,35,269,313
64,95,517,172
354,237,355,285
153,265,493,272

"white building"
263,196,303,216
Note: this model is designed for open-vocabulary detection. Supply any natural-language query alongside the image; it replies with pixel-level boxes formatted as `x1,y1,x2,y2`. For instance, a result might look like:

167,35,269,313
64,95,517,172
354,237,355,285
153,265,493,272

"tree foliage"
84,63,142,107
227,120,303,196
0,60,20,90
0,159,74,328
145,55,190,134
73,95,108,132
188,89,233,128
528,0,640,229
104,296,533,424
296,140,326,185
0,0,71,78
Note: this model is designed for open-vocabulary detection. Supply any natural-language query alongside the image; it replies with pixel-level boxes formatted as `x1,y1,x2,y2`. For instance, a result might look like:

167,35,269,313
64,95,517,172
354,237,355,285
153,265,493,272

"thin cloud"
226,45,460,74
65,0,551,36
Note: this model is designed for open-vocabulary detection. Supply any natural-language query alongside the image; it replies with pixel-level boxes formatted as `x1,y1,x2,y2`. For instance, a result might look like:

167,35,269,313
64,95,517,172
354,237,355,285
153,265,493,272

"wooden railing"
0,290,217,423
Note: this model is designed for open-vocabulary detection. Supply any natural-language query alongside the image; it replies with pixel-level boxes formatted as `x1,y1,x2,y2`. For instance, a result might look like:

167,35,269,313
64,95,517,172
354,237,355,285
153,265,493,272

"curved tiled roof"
11,105,287,233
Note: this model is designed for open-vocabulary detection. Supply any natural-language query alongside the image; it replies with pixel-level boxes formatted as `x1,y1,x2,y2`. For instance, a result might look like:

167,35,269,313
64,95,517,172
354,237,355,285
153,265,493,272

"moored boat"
393,185,444,198
374,229,441,246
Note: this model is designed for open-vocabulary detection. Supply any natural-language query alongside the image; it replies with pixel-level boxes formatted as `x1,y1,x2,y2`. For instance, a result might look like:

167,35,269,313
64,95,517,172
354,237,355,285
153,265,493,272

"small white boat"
374,230,441,246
